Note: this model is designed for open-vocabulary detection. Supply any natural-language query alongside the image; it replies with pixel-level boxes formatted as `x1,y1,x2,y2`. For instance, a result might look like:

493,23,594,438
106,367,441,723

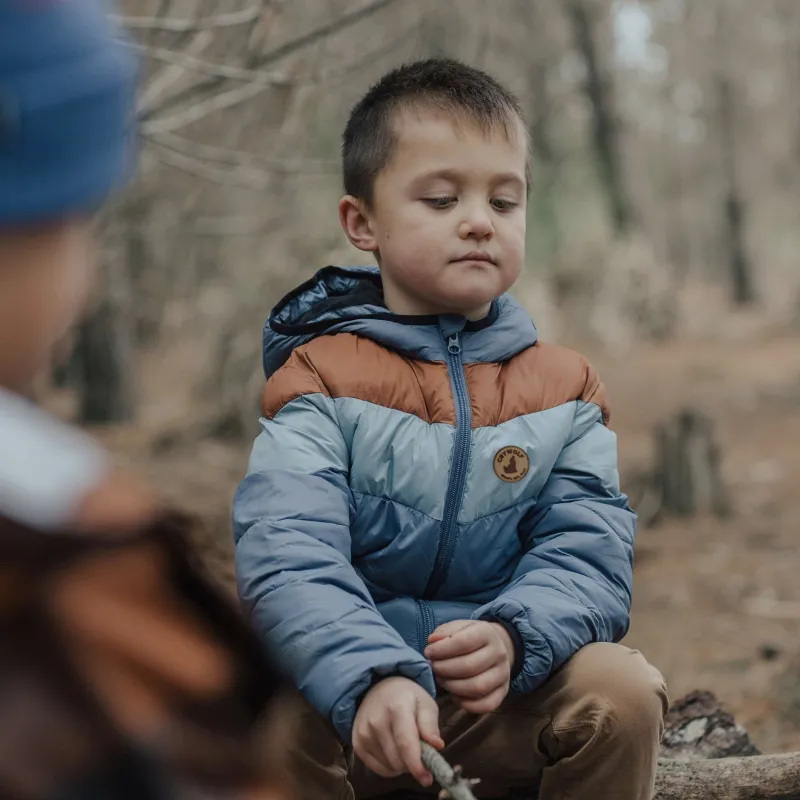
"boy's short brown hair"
342,57,530,207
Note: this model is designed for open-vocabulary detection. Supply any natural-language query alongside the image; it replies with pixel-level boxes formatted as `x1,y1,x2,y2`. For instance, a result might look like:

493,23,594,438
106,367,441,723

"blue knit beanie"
0,0,139,225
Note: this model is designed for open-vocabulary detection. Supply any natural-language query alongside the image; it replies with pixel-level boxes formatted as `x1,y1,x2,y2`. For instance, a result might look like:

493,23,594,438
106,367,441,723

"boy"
234,58,668,800
0,2,288,797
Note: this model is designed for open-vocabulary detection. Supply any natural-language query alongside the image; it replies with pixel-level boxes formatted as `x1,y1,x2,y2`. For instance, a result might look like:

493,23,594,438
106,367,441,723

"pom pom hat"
0,0,139,225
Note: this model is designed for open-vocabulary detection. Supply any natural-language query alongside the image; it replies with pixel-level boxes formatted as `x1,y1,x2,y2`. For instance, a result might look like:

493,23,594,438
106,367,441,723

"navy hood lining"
269,266,499,336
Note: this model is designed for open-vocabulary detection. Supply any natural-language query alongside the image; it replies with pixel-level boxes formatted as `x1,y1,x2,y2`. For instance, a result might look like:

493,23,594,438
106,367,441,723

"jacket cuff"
473,598,553,695
480,616,525,679
330,660,436,743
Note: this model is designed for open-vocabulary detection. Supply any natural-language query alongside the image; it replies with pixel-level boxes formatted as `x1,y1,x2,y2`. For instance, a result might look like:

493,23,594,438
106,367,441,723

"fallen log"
655,753,800,800
654,690,800,799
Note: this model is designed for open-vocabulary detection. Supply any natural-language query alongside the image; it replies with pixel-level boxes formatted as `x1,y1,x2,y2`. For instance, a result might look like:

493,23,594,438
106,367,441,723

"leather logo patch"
494,446,529,483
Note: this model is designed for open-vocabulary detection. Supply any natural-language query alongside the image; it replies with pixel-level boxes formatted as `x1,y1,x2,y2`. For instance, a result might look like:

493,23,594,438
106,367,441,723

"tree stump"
660,690,759,761
656,408,730,519
628,407,731,527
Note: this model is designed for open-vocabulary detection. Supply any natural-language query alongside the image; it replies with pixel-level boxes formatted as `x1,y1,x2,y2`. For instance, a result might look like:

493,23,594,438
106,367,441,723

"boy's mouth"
451,251,496,265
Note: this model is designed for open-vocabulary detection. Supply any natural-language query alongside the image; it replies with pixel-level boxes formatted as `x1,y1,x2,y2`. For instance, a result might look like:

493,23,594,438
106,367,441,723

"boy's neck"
381,279,493,322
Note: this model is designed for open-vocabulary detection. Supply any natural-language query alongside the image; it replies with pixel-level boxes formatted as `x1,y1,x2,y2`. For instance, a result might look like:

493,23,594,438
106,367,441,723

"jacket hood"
262,266,538,379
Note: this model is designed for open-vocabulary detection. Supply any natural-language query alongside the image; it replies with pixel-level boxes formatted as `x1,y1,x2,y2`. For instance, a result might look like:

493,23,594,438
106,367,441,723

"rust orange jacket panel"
234,266,635,742
262,332,609,429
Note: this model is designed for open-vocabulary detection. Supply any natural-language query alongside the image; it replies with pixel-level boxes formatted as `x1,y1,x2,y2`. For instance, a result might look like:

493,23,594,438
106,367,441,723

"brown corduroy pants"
283,643,669,800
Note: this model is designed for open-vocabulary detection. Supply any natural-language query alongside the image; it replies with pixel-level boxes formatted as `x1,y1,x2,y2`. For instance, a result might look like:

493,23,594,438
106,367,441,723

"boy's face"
0,219,96,393
340,109,528,320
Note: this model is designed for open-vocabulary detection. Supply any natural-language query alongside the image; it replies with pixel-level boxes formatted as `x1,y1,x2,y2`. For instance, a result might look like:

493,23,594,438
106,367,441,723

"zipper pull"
447,334,461,355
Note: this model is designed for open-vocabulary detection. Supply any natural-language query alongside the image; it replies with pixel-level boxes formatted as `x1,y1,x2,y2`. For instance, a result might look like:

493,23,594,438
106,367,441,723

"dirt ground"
83,313,800,755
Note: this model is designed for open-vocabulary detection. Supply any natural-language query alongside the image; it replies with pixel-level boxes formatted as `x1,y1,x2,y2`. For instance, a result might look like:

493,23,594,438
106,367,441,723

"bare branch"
128,41,292,85
323,19,422,86
249,0,403,69
144,0,402,120
146,132,339,172
113,5,263,33
141,80,280,135
148,143,271,189
137,31,214,114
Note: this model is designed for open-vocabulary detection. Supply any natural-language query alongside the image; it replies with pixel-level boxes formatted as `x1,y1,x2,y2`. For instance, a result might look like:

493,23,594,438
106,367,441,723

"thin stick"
146,131,338,172
148,145,271,188
127,42,291,85
249,0,403,68
137,31,214,114
112,6,262,32
141,81,276,135
420,742,478,800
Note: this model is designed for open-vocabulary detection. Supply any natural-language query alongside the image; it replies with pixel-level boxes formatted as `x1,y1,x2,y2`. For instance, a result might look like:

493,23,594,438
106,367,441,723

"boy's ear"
339,195,378,253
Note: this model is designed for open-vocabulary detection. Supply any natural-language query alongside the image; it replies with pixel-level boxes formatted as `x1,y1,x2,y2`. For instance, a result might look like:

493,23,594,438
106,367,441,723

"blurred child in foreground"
0,1,289,797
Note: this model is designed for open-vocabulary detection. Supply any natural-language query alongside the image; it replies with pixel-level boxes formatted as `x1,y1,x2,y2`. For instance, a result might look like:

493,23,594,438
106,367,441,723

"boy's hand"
352,676,443,787
425,620,516,714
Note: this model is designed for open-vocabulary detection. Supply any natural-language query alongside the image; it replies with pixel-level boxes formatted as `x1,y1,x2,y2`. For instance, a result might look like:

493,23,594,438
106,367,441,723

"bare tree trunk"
716,77,756,305
75,214,136,425
655,407,731,519
627,408,731,527
526,33,562,260
565,0,632,235
74,296,135,425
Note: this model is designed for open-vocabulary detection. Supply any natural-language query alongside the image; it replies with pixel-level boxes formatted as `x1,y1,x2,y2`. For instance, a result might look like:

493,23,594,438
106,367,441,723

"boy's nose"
458,214,494,241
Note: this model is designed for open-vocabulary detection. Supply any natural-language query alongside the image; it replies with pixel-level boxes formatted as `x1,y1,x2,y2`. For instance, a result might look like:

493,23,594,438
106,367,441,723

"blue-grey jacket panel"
234,266,636,742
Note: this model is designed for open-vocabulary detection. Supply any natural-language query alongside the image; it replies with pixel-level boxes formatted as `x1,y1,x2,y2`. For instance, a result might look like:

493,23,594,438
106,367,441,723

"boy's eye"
422,197,456,209
491,198,518,212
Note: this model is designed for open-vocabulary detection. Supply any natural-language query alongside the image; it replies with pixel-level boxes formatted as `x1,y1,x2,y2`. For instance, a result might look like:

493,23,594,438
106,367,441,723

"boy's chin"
439,293,496,320
438,282,509,317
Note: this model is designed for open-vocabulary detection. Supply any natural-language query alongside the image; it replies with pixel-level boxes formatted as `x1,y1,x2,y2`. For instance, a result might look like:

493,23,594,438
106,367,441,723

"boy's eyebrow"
412,168,526,190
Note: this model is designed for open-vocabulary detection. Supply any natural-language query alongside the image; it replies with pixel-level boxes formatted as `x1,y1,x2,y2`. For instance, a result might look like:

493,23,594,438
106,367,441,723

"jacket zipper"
415,599,436,651
423,331,472,603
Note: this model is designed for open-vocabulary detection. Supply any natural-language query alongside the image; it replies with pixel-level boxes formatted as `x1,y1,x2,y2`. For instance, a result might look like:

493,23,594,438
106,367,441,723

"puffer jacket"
233,266,636,742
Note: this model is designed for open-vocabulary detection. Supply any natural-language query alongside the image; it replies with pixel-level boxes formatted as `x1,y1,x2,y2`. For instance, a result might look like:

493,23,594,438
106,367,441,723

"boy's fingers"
425,624,486,660
430,645,496,680
359,747,396,779
438,665,507,699
456,684,509,715
416,698,443,750
375,724,406,776
391,714,431,787
428,619,474,643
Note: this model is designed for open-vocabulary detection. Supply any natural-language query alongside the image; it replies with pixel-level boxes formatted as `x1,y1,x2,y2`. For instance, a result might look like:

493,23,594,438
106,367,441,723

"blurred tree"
564,0,632,235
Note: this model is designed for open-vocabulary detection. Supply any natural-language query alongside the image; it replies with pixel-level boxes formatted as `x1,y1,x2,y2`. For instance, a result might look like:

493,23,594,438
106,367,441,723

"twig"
141,80,278,135
249,0,403,68
420,742,478,800
136,30,214,113
147,144,271,189
112,6,262,32
323,19,422,86
146,131,339,172
127,42,291,85
143,0,401,119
